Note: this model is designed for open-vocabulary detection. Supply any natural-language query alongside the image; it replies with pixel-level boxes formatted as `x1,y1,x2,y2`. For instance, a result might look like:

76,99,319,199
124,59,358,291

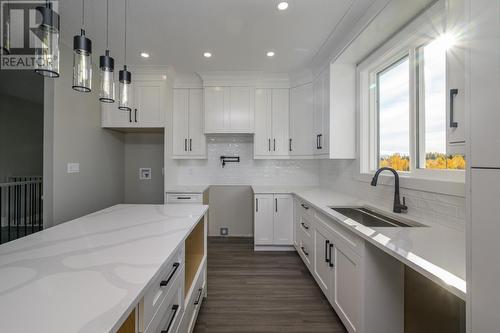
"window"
359,23,465,183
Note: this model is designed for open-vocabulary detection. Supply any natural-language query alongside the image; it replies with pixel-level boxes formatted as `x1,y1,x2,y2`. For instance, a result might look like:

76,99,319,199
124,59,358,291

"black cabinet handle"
161,304,179,333
194,288,203,305
256,198,258,212
275,198,278,212
289,138,292,152
328,243,334,268
184,139,187,151
316,134,320,149
301,222,309,230
449,88,458,128
325,240,330,263
301,246,309,257
318,134,322,149
273,138,276,151
268,138,271,152
300,203,309,210
160,262,180,287
176,196,192,200
129,110,132,122
134,109,137,122
189,138,192,151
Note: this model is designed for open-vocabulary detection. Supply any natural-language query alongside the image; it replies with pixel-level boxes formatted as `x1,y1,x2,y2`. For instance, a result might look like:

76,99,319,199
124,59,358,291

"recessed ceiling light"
266,51,275,57
140,52,150,58
203,52,212,58
277,1,289,10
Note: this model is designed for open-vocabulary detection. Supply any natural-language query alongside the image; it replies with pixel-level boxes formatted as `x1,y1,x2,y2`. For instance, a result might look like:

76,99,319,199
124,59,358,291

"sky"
378,38,446,158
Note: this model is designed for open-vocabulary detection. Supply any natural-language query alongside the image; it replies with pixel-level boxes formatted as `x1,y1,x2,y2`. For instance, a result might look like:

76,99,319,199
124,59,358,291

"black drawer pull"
194,288,203,305
301,246,309,257
325,240,330,263
134,109,138,123
176,196,192,200
300,203,309,210
329,243,334,268
160,262,180,287
161,304,179,333
301,222,309,230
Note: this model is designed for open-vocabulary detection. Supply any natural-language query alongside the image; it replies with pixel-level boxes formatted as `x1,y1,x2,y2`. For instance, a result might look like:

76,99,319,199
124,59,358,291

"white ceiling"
58,0,379,73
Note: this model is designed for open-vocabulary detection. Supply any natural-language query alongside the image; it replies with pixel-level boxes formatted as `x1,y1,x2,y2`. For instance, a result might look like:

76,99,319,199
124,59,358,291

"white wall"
319,160,466,230
169,135,319,186
46,45,125,226
124,132,164,204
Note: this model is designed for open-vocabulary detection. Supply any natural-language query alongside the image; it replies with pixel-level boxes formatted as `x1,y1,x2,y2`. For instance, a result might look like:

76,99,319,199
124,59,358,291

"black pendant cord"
106,0,109,49
82,0,85,27
124,0,127,65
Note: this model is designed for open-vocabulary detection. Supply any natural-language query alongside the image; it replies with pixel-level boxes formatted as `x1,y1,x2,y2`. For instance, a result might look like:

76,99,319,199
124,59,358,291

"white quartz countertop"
0,204,208,333
252,186,466,300
165,185,210,193
251,185,316,194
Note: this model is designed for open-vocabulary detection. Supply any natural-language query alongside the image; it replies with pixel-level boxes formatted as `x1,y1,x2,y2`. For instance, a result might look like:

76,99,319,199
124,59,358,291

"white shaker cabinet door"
229,86,254,132
204,87,227,133
273,194,293,245
101,101,132,127
254,89,273,157
134,80,166,127
188,88,206,158
173,89,189,156
314,225,334,297
254,195,274,245
290,83,314,157
271,89,290,156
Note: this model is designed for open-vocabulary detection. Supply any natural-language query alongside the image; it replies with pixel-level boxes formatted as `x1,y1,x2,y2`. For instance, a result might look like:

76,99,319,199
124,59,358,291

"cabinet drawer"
314,211,363,255
179,262,206,333
166,193,202,204
297,199,314,218
143,247,184,327
298,214,313,241
297,226,314,270
145,272,183,333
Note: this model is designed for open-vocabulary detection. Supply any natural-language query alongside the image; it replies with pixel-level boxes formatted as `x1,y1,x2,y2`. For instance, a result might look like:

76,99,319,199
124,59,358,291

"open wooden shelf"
185,219,205,297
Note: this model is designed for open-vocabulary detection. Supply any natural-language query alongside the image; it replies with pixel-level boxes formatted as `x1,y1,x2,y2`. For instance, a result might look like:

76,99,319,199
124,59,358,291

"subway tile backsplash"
173,135,320,186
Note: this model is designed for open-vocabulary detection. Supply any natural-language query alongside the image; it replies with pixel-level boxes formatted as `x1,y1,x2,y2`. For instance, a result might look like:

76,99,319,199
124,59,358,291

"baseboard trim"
254,245,296,252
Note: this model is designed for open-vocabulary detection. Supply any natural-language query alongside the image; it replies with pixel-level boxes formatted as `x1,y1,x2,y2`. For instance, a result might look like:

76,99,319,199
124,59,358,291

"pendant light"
72,0,92,92
118,0,132,111
99,0,115,103
33,1,60,77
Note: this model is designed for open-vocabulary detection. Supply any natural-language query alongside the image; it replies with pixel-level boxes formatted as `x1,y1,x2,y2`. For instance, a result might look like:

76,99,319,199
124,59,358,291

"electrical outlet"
220,227,229,236
67,163,80,174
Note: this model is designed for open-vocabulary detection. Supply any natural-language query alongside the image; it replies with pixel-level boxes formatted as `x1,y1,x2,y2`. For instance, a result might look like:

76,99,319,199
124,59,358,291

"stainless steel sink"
330,207,425,227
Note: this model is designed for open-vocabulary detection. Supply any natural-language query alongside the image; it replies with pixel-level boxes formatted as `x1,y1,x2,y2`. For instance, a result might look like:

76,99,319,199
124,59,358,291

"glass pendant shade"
118,66,132,111
72,29,92,92
33,5,60,78
99,50,115,103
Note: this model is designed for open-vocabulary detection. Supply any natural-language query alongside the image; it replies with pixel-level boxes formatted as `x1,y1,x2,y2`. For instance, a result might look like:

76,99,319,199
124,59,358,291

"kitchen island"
0,204,208,333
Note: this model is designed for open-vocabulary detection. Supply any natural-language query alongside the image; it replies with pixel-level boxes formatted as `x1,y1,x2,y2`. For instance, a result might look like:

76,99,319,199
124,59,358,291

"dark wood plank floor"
193,237,347,333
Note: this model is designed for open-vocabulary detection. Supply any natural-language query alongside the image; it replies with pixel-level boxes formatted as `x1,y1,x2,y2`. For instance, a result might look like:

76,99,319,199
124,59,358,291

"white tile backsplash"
171,135,320,186
319,159,466,230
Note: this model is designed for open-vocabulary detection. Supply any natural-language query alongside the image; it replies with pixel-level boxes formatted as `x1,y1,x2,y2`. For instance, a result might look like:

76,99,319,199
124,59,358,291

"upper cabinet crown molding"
198,71,290,88
174,73,203,89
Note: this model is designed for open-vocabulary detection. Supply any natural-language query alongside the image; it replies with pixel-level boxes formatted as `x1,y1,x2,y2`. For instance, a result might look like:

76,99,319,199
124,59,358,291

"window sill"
356,172,465,197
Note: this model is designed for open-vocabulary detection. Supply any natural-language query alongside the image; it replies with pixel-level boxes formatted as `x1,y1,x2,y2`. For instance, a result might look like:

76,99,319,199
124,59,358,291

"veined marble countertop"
0,204,208,333
252,186,466,300
165,185,210,193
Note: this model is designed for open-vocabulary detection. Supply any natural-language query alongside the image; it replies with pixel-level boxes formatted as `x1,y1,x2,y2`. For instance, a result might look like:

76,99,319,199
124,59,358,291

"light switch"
139,168,152,180
67,163,80,174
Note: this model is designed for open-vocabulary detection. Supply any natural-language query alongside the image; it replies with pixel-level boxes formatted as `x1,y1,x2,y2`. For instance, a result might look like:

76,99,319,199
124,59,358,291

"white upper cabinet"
290,83,314,157
204,86,255,133
101,74,167,129
173,88,206,159
313,68,330,156
254,88,290,158
468,0,500,167
446,0,466,151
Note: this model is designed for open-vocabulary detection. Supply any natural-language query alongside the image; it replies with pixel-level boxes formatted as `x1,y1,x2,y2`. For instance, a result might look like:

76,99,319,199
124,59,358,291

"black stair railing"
0,176,43,244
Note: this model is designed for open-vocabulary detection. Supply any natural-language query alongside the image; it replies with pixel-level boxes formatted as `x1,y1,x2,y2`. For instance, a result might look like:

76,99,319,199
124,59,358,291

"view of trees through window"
376,37,465,172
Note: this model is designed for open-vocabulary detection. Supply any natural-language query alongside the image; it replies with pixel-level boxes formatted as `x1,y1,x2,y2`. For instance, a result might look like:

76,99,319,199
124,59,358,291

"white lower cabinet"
254,194,294,248
293,196,404,333
178,260,207,333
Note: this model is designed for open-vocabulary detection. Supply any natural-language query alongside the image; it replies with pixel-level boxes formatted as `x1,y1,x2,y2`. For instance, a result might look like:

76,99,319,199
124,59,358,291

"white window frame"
357,0,465,196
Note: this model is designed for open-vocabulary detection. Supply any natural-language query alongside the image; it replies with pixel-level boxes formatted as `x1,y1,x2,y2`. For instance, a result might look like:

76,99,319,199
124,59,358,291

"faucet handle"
401,197,408,212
